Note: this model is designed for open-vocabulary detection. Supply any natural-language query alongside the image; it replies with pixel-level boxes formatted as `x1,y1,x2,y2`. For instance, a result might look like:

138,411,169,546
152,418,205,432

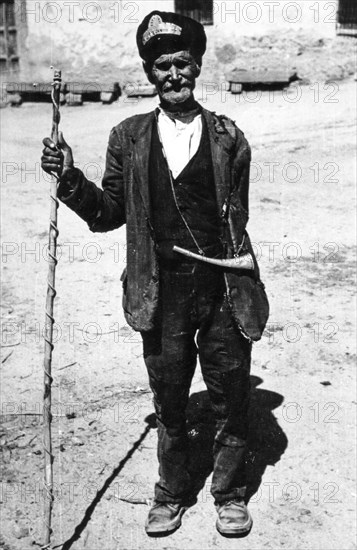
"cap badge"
142,14,182,46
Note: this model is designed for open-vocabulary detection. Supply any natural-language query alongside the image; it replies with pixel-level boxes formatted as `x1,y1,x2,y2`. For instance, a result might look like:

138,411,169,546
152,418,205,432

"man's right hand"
41,131,74,178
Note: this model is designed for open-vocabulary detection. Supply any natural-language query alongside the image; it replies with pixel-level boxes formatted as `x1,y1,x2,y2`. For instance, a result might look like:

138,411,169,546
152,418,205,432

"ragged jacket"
59,107,268,338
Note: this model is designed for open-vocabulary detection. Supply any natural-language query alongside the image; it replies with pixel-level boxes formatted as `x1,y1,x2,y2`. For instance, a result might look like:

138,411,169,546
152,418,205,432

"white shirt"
157,108,202,179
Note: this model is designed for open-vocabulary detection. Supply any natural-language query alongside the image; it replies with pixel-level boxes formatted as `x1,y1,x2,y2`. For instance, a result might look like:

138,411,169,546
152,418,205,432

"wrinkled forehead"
152,50,195,65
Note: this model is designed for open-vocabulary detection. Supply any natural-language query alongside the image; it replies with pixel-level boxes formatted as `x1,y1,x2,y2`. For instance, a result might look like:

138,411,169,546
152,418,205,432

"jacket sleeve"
232,126,251,217
57,125,126,232
224,123,252,254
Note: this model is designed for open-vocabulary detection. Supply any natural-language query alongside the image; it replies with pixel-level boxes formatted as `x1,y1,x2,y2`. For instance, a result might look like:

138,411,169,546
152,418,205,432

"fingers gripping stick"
42,68,61,550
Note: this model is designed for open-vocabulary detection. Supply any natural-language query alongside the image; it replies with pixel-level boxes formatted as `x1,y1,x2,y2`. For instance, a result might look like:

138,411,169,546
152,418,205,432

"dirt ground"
1,68,356,550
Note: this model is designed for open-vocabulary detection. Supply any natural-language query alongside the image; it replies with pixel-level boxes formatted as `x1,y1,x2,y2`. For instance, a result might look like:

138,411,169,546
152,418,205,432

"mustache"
162,79,191,92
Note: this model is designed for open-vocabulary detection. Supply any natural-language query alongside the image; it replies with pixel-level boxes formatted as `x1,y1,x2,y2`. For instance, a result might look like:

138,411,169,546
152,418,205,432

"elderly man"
41,11,268,537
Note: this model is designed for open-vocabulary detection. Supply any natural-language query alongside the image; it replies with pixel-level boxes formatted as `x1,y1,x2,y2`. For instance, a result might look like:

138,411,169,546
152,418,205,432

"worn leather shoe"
216,499,253,536
145,501,187,536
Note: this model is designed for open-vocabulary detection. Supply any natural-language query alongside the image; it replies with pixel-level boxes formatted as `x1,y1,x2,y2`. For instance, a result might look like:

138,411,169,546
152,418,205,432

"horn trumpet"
173,245,254,270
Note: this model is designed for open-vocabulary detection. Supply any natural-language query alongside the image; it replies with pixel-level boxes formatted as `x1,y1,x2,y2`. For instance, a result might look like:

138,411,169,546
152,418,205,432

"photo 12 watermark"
15,2,338,26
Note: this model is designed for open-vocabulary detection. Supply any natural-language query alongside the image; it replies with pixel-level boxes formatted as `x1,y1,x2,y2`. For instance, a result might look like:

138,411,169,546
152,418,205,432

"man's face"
148,50,200,106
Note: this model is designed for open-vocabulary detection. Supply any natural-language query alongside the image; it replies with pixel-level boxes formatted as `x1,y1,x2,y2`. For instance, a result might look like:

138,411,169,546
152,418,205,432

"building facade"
0,0,352,85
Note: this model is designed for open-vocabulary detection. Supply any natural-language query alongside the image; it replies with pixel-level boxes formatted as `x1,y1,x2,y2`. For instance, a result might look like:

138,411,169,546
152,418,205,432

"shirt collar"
158,103,202,125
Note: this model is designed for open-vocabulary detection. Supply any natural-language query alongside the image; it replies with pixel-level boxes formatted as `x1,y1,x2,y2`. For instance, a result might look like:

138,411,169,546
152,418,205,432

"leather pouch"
224,232,269,342
224,270,269,342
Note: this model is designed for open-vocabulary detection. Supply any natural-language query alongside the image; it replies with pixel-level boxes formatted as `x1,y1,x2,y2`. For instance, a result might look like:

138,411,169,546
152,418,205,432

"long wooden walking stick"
42,68,61,549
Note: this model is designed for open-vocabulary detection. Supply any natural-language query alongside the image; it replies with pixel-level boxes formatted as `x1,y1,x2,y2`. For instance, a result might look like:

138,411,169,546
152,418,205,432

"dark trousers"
141,260,252,505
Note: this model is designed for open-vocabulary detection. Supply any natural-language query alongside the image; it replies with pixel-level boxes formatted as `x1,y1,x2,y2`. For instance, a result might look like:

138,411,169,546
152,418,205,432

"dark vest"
149,116,223,260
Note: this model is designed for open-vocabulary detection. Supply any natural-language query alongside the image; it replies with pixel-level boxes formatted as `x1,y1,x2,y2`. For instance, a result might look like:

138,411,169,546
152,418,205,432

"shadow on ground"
58,413,157,550
186,375,288,502
59,376,287,548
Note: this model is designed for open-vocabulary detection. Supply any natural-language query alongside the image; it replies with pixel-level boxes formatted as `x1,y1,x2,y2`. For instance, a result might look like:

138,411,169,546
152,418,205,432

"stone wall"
5,0,342,85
